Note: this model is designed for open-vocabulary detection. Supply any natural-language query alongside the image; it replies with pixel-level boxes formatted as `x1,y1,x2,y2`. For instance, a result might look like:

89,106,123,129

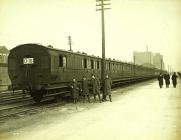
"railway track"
0,90,71,120
0,96,66,120
0,90,22,96
0,90,32,105
0,96,32,105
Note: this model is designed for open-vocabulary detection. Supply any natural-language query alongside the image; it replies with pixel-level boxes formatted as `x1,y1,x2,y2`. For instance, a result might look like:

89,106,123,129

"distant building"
133,50,165,70
0,46,11,91
133,51,154,68
153,53,165,70
0,46,9,63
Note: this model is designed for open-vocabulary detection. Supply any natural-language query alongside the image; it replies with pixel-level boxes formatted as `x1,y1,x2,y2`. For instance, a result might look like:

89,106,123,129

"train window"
59,56,63,67
91,60,94,69
97,61,100,69
108,63,111,70
59,55,67,67
83,58,87,68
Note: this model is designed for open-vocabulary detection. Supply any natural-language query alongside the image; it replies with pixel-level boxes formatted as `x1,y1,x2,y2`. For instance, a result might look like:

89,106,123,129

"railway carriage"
8,43,161,102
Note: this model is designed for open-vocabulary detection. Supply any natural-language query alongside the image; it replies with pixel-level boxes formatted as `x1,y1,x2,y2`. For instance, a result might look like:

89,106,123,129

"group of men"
158,72,178,88
70,74,112,104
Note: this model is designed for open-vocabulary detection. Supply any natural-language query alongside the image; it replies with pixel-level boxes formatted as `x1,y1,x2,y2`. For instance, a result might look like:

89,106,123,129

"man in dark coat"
171,72,178,88
105,75,112,102
157,73,163,88
81,76,90,103
70,78,79,104
164,73,170,88
91,75,101,103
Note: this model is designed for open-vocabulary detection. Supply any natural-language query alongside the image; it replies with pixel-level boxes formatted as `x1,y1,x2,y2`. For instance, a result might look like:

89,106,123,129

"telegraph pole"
96,0,110,100
68,36,73,51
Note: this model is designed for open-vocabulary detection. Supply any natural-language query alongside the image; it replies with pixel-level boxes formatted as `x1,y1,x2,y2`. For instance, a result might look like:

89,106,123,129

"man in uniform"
81,76,90,103
157,73,163,88
70,78,79,104
104,75,112,102
171,72,178,88
91,75,101,103
164,73,170,88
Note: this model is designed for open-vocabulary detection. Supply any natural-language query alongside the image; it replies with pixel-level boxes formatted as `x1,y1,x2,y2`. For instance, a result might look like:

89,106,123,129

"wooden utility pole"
96,0,110,100
68,36,73,51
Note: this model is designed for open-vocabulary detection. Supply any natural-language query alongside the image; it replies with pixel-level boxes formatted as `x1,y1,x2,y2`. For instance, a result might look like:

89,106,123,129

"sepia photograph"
0,0,181,140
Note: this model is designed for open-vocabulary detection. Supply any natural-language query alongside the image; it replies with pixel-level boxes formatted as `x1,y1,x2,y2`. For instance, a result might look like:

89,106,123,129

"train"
8,43,162,102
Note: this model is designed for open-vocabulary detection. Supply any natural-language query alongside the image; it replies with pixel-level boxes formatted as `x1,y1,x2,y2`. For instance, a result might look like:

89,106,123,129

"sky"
0,0,181,71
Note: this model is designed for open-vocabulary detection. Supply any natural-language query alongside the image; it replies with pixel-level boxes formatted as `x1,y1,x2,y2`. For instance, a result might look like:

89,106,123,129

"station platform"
0,79,181,140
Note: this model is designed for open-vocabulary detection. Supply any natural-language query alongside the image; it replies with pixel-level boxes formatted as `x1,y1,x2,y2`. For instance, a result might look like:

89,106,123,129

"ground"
0,79,181,140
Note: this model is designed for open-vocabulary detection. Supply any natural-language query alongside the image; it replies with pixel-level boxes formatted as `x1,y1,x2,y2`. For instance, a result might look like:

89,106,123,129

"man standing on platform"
171,72,178,88
104,74,112,102
81,76,90,103
70,78,79,104
164,73,170,88
91,75,101,103
158,73,163,88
